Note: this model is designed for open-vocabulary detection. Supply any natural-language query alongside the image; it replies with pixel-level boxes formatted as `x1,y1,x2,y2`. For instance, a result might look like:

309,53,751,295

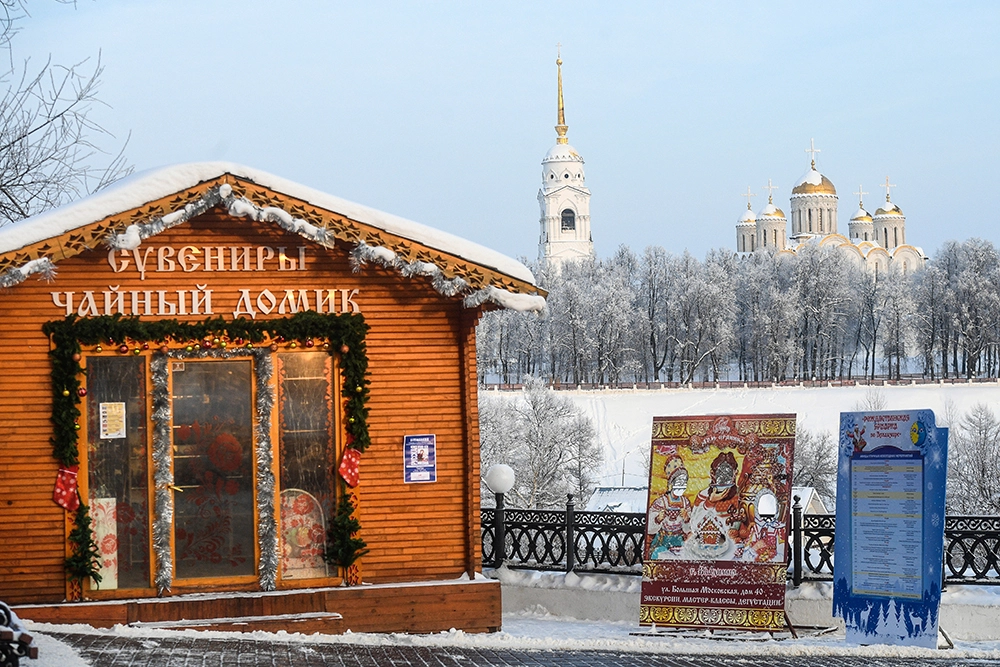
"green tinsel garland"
43,311,372,584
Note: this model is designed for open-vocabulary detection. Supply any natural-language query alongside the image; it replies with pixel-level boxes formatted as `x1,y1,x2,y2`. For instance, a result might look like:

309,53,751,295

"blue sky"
21,1,1000,262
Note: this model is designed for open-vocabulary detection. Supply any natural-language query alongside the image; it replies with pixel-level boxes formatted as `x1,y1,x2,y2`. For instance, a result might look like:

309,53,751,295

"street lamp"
485,464,515,568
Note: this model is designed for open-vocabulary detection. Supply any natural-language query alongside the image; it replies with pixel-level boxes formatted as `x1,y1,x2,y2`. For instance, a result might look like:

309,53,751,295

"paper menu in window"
100,402,126,439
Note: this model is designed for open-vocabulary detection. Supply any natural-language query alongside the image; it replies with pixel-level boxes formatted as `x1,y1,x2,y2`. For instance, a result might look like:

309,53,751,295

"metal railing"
483,495,1000,586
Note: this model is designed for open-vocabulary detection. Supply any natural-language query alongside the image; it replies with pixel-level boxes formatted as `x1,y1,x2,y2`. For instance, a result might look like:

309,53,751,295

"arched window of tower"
561,209,576,232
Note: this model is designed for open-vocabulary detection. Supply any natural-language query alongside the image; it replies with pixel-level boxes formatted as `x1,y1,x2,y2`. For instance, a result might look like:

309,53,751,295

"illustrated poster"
833,410,948,648
640,414,795,632
403,434,437,483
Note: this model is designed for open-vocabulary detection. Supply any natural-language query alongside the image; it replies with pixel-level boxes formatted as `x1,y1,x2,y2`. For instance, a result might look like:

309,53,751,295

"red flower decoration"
208,433,242,473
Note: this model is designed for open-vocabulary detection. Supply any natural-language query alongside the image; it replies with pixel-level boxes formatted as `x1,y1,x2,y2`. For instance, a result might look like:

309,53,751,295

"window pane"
86,357,150,590
171,360,255,579
278,352,334,579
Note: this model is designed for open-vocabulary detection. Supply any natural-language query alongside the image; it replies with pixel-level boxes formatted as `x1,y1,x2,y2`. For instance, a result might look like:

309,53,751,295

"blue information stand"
833,409,948,648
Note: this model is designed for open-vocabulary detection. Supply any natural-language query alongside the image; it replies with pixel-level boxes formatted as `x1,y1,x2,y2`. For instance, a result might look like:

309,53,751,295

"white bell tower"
538,50,593,267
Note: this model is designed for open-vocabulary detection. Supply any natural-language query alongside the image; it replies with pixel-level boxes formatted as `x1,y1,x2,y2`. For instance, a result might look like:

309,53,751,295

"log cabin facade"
0,164,543,632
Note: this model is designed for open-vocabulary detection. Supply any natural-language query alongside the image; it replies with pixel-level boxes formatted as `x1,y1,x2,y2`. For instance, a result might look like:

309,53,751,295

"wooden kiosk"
0,163,544,633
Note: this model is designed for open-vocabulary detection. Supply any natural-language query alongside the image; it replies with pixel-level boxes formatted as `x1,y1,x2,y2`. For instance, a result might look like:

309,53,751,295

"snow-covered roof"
542,143,584,163
0,162,535,286
791,486,829,514
850,207,872,221
791,168,836,196
758,203,786,218
874,201,903,217
584,486,649,514
737,208,756,224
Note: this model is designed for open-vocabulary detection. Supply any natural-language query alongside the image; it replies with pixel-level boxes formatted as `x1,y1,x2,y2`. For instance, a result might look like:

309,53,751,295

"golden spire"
555,44,569,144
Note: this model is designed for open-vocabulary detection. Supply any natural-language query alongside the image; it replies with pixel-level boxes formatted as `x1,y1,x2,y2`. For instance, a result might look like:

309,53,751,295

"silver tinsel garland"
0,257,57,289
3,181,538,308
149,346,278,593
149,354,173,594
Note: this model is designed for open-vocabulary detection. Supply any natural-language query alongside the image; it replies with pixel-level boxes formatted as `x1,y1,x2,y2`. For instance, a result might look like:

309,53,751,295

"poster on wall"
99,402,126,439
640,414,795,632
833,410,948,648
403,434,437,483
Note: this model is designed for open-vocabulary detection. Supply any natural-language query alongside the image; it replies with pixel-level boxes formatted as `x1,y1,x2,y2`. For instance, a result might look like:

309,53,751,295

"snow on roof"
543,143,584,163
851,208,872,220
795,168,824,187
0,162,536,287
737,209,756,223
758,203,785,218
584,486,649,514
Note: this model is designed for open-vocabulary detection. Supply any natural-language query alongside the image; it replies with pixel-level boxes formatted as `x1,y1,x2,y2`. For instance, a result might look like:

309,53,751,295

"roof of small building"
0,162,544,310
543,143,584,163
585,486,650,514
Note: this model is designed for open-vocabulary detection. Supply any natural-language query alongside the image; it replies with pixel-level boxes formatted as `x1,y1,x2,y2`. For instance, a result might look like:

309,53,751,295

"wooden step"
129,611,344,634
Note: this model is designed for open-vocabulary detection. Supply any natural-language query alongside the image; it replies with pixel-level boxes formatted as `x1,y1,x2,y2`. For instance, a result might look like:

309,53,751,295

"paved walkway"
48,632,995,667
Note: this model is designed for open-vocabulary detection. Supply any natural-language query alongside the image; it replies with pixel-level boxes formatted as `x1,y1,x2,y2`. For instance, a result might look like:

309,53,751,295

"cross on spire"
882,176,896,202
805,138,821,169
763,179,778,204
854,184,868,208
742,186,756,210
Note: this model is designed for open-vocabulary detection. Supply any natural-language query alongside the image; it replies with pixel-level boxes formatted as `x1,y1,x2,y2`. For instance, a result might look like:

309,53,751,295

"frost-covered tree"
792,428,837,509
479,377,601,508
946,403,1000,514
0,1,130,225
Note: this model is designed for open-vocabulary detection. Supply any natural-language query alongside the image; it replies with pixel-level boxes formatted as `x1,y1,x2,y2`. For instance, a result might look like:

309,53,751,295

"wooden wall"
0,209,484,603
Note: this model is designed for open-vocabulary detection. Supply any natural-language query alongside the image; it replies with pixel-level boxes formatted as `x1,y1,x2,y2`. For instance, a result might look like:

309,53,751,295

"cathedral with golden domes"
735,140,926,272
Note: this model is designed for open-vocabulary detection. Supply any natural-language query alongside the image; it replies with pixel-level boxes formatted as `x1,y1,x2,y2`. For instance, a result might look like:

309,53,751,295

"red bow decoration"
339,448,361,488
54,466,81,511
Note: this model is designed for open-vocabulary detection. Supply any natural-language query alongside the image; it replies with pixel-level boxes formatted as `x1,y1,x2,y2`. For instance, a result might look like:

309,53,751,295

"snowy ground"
482,382,1000,486
23,569,1000,665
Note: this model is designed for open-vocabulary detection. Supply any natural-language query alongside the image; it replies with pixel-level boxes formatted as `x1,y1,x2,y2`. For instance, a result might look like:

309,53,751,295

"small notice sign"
833,409,948,648
99,402,126,439
403,434,436,483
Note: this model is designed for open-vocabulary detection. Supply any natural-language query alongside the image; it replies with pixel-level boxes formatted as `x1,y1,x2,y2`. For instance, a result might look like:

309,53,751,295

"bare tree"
792,428,837,509
479,376,601,508
0,1,130,226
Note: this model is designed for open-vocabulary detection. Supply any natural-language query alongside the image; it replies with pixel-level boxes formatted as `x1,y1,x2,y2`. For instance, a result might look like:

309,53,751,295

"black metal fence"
481,495,1000,586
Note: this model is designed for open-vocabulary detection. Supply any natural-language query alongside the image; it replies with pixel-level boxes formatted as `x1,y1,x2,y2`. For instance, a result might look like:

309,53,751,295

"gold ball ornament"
220,340,227,348
61,389,70,397
74,423,81,431
289,341,298,349
185,345,194,352
95,345,103,353
133,348,141,355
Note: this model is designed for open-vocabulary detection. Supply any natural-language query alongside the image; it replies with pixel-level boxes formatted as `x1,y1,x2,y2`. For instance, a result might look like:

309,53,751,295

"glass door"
170,360,256,579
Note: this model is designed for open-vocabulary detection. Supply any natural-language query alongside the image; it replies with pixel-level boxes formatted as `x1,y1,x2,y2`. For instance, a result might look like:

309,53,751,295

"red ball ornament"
160,345,170,354
340,344,350,354
71,353,81,362
276,336,285,343
269,343,278,352
202,340,212,349
305,339,314,348
119,344,129,354
142,342,149,350
78,387,87,397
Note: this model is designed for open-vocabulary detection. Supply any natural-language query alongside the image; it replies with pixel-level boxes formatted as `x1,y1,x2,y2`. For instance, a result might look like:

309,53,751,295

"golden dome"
791,169,837,196
851,207,872,222
874,201,903,217
758,203,786,219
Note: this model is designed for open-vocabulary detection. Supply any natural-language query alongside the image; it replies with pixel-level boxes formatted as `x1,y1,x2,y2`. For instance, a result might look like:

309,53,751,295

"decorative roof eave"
0,173,546,311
